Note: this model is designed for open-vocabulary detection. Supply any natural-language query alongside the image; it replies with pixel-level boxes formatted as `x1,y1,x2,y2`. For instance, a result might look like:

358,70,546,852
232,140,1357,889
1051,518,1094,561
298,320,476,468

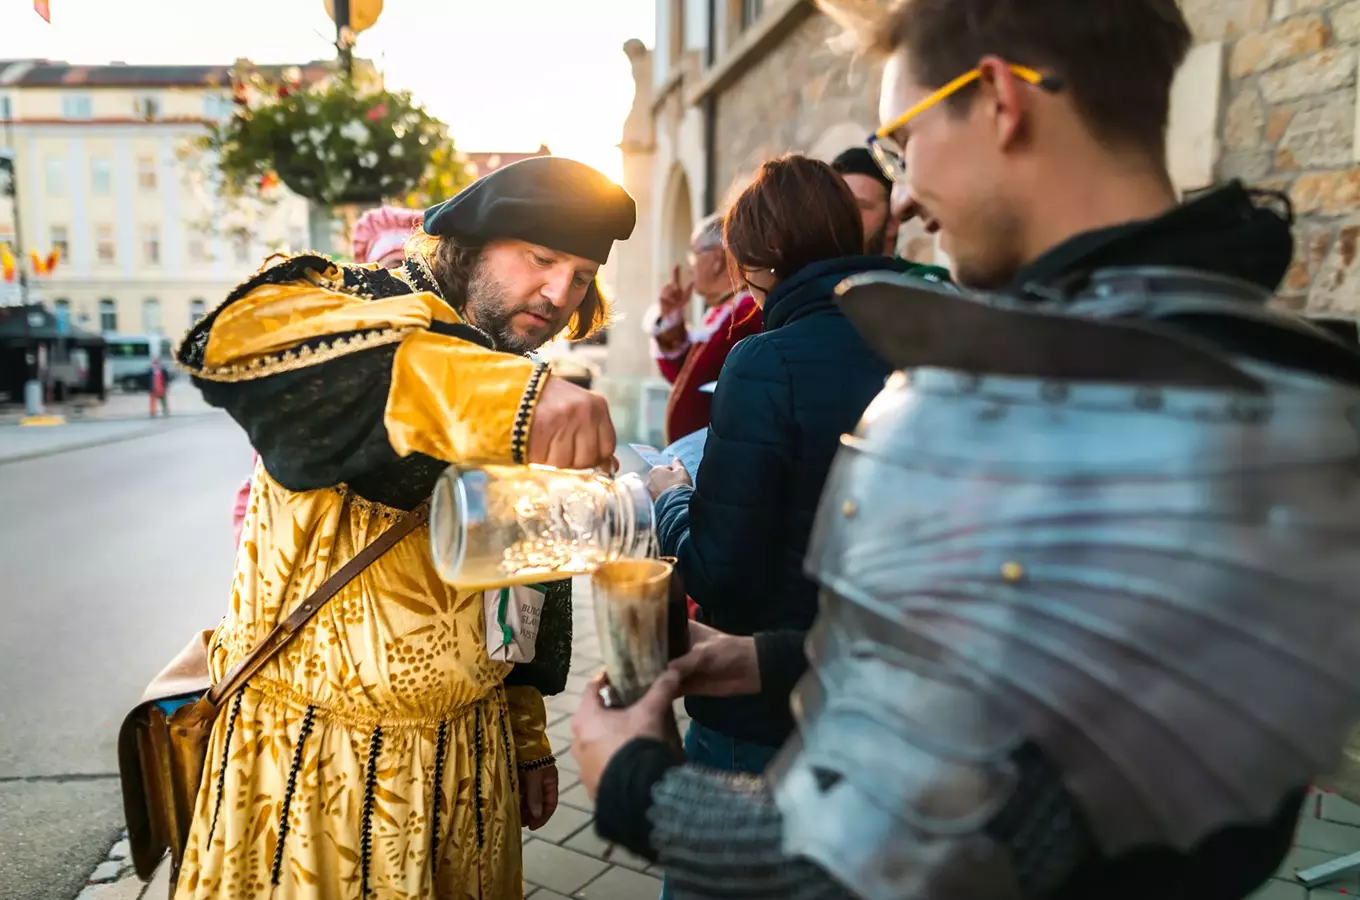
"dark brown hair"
408,229,610,341
722,154,866,283
817,0,1191,159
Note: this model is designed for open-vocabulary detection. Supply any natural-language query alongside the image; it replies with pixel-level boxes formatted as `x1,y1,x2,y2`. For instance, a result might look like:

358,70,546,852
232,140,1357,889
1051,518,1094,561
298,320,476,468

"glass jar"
429,463,656,590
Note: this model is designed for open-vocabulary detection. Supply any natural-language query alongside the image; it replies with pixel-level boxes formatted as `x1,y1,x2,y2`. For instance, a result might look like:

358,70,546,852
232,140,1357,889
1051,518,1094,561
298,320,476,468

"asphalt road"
0,413,250,900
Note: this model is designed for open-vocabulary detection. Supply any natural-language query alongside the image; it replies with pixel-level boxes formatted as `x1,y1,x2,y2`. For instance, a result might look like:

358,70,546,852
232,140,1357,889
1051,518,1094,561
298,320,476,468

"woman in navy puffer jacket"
644,154,925,771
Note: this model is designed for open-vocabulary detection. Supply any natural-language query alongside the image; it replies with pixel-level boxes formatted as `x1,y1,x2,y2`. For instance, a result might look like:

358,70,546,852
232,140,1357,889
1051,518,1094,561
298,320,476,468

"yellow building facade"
0,60,315,341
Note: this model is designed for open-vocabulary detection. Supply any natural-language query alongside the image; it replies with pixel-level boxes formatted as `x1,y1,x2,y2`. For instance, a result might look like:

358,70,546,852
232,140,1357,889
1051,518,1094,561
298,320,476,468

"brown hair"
722,154,866,283
817,0,1191,159
405,229,608,341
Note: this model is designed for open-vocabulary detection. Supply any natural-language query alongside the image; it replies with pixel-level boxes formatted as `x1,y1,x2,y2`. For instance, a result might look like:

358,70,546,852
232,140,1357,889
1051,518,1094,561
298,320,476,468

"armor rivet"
1001,561,1025,583
1134,388,1163,410
842,499,858,519
1041,382,1069,403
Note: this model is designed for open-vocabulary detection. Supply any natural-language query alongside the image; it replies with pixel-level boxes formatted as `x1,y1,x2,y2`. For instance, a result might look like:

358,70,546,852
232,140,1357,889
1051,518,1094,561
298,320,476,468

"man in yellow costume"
172,157,634,899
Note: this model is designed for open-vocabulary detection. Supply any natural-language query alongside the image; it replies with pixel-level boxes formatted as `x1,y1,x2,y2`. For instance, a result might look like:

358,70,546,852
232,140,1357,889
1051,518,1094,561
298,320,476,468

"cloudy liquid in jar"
451,470,621,589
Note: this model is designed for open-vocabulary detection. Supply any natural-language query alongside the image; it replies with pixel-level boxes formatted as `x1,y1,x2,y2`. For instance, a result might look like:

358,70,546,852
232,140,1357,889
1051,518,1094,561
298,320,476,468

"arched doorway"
662,164,696,282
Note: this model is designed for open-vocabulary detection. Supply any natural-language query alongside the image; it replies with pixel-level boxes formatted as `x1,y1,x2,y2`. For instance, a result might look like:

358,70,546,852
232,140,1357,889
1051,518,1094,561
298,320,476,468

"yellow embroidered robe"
172,254,558,899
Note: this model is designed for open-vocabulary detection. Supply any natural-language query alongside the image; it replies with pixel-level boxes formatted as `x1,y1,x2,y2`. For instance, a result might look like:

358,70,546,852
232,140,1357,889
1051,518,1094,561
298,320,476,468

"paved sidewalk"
0,380,212,427
77,576,669,900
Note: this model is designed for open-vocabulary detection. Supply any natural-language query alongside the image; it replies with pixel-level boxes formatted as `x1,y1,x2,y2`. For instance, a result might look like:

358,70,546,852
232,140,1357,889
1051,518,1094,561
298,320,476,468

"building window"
232,236,250,264
190,298,206,323
187,237,209,263
45,157,65,197
142,225,161,265
741,0,763,29
95,224,116,264
99,298,117,333
52,297,69,318
0,95,11,121
133,94,161,120
142,298,161,333
89,156,113,196
49,225,69,261
61,94,93,119
202,94,233,121
137,155,158,192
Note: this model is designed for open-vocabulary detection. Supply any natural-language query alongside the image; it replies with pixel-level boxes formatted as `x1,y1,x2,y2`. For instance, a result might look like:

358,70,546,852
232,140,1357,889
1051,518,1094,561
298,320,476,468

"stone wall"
1188,0,1360,312
712,13,882,198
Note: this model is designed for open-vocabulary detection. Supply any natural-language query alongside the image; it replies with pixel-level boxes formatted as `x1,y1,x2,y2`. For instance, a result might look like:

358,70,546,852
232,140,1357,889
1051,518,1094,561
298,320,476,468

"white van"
105,334,176,392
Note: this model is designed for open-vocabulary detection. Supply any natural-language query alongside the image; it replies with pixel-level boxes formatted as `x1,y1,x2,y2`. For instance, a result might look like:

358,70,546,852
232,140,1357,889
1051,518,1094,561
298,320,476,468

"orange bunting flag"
1,246,15,283
29,249,46,276
46,247,60,274
34,0,51,22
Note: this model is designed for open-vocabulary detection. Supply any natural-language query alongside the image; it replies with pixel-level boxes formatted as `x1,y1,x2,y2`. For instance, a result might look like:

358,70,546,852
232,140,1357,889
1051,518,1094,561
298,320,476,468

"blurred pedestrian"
647,215,762,443
148,359,168,417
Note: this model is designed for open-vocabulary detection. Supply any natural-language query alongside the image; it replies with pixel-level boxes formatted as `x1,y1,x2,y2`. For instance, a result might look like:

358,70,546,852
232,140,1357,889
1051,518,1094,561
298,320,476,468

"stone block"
528,801,592,844
87,860,124,883
1275,93,1357,169
521,839,610,895
1309,222,1360,311
528,891,572,900
576,866,664,900
1278,844,1360,892
1294,816,1360,855
1230,15,1330,78
73,876,146,900
1285,219,1336,292
107,839,130,860
1321,792,1360,827
1273,0,1332,20
564,821,654,871
1290,169,1360,214
1269,107,1297,142
1217,150,1276,182
560,782,596,812
1184,0,1272,41
1334,0,1360,43
1225,87,1267,151
1246,878,1307,900
1260,49,1357,103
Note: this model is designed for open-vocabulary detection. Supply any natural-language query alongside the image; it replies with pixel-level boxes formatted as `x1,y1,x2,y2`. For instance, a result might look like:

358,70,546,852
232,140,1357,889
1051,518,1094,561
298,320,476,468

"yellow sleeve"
181,259,541,487
505,685,553,765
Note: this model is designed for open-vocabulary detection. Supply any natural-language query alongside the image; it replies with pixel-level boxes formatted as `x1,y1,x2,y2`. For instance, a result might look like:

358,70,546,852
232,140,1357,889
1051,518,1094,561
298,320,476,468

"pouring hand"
526,374,617,470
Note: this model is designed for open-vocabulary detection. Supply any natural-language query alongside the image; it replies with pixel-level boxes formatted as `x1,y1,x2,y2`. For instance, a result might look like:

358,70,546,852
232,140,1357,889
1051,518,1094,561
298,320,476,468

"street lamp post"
334,0,353,78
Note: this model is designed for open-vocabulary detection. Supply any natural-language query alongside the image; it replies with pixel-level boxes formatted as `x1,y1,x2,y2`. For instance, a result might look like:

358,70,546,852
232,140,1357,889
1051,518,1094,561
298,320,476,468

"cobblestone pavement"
74,572,1358,900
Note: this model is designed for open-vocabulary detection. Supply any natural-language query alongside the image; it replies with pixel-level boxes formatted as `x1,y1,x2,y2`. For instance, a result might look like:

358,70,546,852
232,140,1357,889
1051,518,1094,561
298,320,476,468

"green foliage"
397,143,479,209
202,66,445,207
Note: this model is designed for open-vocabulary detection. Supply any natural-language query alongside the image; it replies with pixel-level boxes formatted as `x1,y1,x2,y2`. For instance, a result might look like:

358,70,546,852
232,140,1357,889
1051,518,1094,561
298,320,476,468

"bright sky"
1,0,655,183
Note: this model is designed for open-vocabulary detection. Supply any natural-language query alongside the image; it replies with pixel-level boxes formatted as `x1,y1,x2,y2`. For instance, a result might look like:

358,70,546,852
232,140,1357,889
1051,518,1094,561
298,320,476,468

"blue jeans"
659,722,781,899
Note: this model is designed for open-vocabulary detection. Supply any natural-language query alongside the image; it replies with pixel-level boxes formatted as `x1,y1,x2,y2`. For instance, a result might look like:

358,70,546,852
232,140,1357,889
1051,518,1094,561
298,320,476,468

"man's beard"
867,222,890,257
464,259,560,355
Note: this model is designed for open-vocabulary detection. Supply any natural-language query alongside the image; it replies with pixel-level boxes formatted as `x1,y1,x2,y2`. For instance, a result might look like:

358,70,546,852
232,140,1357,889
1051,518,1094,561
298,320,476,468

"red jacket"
650,292,762,444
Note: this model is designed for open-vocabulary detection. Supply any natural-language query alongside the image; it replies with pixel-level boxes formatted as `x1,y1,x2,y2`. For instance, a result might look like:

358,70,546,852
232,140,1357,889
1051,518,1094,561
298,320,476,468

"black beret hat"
831,147,893,193
423,156,637,265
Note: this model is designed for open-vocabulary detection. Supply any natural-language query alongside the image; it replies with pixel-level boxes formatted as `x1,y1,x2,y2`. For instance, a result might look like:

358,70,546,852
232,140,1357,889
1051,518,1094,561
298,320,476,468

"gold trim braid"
188,327,414,383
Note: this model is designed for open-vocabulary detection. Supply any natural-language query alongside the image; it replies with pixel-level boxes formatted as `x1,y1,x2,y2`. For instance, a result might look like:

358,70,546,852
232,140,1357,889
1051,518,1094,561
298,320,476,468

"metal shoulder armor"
770,268,1360,900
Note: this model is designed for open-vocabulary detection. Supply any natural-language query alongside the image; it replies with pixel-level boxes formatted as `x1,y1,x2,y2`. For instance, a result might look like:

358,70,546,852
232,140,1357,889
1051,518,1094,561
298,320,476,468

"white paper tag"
483,584,547,664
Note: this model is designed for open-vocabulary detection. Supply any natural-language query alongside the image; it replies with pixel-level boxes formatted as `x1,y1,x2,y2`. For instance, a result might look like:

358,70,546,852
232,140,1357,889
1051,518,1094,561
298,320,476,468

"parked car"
105,334,177,392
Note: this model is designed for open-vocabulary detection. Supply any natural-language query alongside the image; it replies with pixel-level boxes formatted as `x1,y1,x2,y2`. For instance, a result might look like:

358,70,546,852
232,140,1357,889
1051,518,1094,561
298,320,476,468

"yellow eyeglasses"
866,64,1063,182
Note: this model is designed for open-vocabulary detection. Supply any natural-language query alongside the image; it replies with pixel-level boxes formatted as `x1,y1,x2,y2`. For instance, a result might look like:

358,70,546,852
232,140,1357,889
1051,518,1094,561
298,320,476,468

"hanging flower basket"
204,67,444,207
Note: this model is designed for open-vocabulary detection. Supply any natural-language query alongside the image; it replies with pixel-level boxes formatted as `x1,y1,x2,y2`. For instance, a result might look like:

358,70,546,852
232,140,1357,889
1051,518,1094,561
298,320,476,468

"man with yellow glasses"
569,2,1360,900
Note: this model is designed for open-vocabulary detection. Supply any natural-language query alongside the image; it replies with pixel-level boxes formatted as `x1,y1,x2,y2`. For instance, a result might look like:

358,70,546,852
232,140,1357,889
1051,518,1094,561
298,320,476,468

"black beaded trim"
497,703,516,796
517,755,557,772
429,721,449,876
360,725,384,898
473,706,485,851
511,361,550,465
207,691,245,844
271,705,316,886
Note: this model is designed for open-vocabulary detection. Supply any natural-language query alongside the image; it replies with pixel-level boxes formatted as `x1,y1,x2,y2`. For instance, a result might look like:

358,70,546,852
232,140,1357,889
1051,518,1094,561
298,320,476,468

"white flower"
389,143,404,158
340,120,370,145
359,151,379,168
308,127,326,144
